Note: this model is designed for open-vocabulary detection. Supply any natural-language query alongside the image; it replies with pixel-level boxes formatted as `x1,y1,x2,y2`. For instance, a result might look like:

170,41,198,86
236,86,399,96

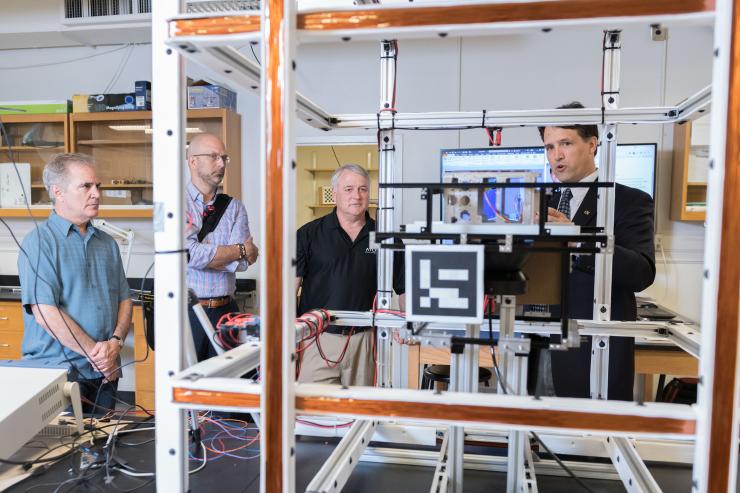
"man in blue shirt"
186,133,258,360
18,153,132,414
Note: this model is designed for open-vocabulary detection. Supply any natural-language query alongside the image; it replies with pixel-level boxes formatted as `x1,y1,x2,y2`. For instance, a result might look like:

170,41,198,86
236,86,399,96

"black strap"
197,194,233,242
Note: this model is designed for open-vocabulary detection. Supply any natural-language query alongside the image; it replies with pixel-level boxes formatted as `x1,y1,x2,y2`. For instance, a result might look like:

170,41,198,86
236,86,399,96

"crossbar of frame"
165,32,710,132
332,96,711,129
167,1,715,42
605,436,663,493
305,420,377,493
169,379,695,437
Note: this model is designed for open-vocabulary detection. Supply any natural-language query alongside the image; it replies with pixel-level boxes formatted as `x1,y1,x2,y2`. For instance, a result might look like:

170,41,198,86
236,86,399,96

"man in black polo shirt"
296,164,405,386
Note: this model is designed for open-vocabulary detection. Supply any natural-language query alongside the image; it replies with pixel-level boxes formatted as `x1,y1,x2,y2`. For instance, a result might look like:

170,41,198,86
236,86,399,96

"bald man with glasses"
186,133,258,361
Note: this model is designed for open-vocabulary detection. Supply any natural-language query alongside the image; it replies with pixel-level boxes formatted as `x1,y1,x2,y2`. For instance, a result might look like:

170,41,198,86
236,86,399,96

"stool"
422,364,492,391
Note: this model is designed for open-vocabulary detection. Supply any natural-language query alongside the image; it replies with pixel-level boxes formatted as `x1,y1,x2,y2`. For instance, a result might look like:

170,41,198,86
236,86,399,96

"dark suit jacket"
546,183,656,400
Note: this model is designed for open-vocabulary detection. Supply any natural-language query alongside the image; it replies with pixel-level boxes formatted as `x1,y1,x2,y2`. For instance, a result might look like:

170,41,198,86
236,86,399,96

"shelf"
30,183,152,189
671,120,707,222
0,146,64,151
304,168,377,173
69,108,234,122
77,139,152,146
307,203,378,209
0,206,153,218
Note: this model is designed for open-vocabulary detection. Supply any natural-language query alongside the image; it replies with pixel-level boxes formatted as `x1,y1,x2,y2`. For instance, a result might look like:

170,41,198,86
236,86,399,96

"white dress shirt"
560,169,599,219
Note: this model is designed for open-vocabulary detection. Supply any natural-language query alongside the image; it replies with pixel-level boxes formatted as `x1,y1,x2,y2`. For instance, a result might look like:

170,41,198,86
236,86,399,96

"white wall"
0,19,714,326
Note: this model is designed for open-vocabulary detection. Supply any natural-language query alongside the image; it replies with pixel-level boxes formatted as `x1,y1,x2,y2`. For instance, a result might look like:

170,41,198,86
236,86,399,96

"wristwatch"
237,243,248,261
110,335,124,348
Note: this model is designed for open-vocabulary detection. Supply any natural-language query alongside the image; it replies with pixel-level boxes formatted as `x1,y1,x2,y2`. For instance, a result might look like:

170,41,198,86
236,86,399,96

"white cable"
0,44,141,70
114,466,154,478
111,441,207,478
188,442,208,474
112,426,156,436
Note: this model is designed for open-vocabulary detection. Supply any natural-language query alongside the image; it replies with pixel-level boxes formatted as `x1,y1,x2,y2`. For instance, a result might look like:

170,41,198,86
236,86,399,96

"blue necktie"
557,188,573,219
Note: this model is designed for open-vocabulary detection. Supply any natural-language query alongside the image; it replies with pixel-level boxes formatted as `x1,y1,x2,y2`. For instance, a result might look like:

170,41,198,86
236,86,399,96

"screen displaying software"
440,143,656,197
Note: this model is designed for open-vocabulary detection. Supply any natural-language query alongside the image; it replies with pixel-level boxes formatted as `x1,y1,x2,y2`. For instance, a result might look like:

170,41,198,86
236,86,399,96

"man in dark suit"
532,101,656,401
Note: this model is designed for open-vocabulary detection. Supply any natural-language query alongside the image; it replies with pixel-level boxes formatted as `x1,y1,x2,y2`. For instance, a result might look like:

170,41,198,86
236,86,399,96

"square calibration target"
405,244,483,323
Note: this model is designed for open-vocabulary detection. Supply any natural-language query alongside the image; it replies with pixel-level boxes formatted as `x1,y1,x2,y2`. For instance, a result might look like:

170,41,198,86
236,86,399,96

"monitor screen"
595,143,657,198
440,143,656,198
440,147,548,178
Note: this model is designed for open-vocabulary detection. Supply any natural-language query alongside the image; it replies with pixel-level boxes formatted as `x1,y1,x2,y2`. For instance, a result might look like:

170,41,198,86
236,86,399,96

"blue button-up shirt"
186,182,251,298
18,212,130,379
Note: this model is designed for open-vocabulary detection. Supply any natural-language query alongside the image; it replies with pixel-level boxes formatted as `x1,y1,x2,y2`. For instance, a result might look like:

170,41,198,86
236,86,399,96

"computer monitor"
439,143,657,220
440,147,547,223
595,143,657,198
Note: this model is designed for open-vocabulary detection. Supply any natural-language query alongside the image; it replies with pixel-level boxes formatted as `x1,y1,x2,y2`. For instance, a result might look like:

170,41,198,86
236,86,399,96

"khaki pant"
298,330,375,386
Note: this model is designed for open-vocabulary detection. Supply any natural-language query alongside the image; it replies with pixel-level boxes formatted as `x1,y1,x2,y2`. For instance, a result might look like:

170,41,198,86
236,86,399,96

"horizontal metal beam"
170,378,696,436
177,341,261,379
165,43,335,130
168,1,714,42
294,384,696,437
664,323,701,359
362,445,623,481
332,96,711,130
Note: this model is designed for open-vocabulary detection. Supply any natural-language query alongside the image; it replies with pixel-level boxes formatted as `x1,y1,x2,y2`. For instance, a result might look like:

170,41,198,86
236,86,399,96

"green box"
0,101,70,115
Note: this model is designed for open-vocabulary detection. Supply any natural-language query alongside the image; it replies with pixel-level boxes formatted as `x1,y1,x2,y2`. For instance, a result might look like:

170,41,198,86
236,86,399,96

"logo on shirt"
365,247,377,255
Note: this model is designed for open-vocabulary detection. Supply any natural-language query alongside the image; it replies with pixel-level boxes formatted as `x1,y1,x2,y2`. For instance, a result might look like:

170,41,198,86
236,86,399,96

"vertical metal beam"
261,1,296,492
591,30,621,400
152,2,187,492
447,323,480,493
376,40,398,388
448,347,466,493
694,1,740,492
498,295,516,392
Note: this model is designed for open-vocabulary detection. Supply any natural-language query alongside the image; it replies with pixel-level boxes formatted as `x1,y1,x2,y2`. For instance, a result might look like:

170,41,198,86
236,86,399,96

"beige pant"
298,330,375,386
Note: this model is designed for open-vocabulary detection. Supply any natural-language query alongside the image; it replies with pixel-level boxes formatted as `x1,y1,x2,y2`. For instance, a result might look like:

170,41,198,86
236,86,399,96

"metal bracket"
590,336,610,400
650,24,667,42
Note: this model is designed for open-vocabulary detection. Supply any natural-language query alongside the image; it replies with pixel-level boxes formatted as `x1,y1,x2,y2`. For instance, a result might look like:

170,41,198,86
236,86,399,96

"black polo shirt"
296,209,405,315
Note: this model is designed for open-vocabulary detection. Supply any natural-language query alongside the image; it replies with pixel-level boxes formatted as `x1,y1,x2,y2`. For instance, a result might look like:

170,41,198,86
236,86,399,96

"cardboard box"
134,81,151,110
102,189,132,206
0,163,31,207
86,93,136,112
187,82,236,110
0,101,69,115
72,95,90,113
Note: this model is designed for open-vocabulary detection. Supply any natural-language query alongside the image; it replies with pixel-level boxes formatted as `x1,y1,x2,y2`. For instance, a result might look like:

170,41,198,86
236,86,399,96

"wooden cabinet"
132,305,155,411
0,113,69,208
71,108,242,210
296,143,378,227
0,108,241,220
671,118,709,221
0,301,25,360
0,300,155,410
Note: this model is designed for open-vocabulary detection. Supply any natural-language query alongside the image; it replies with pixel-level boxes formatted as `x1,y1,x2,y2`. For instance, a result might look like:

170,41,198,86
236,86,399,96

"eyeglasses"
192,153,230,164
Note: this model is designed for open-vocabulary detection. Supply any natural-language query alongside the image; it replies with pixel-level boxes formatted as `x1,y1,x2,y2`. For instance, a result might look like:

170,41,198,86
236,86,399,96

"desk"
407,343,698,401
